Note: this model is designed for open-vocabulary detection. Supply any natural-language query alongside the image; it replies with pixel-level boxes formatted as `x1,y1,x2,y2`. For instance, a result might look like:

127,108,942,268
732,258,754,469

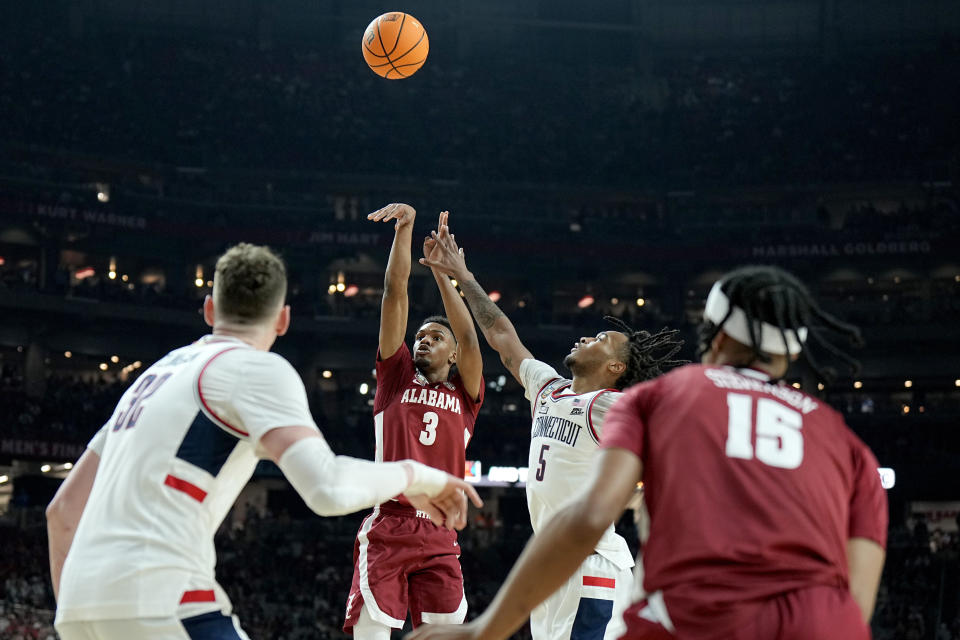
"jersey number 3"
419,411,439,446
725,393,803,469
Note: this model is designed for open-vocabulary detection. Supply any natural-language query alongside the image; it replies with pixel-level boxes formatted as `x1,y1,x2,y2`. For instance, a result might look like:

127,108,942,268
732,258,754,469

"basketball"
362,12,429,79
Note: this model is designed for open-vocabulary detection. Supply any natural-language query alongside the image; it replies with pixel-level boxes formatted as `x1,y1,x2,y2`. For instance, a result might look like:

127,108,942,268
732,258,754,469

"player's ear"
203,295,215,327
708,332,726,362
275,305,291,337
609,360,626,376
448,345,458,366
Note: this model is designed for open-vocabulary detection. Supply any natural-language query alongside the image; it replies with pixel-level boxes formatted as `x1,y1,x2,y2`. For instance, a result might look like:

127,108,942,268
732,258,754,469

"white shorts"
530,552,634,640
56,611,250,640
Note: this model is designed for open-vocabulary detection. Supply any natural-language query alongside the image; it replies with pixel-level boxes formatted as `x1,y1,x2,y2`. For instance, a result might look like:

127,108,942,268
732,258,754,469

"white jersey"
56,335,318,624
519,359,634,569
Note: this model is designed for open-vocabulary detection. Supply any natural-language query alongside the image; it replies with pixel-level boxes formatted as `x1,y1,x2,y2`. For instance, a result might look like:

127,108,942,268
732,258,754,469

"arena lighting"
99,363,108,371
955,379,960,387
206,280,213,287
902,405,910,414
327,284,337,294
195,265,204,288
108,271,117,280
110,355,119,363
904,380,913,388
0,256,5,266
853,381,863,389
75,267,95,280
64,351,72,358
133,361,142,368
359,382,369,395
488,291,501,302
195,278,204,288
636,297,646,307
41,465,51,473
877,468,896,489
64,463,73,470
791,382,801,389
322,370,333,379
336,282,346,292
450,279,458,287
577,295,595,309
343,285,359,297
517,300,526,308
108,257,117,280
121,274,129,282
0,475,7,484
817,383,824,391
611,297,619,305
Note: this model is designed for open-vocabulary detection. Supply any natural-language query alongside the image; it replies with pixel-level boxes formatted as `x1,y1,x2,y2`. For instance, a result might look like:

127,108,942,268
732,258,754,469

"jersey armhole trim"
585,390,617,444
196,347,249,437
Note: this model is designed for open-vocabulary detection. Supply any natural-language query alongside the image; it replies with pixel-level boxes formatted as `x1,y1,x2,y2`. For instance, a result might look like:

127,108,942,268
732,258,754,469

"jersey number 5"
725,393,803,469
419,411,439,446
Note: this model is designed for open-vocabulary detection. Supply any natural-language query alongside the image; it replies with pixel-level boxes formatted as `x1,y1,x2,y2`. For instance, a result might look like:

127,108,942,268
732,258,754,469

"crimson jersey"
602,364,888,640
374,344,483,505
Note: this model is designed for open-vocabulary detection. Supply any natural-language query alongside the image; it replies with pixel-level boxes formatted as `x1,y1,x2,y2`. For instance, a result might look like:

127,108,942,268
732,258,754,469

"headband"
704,281,807,356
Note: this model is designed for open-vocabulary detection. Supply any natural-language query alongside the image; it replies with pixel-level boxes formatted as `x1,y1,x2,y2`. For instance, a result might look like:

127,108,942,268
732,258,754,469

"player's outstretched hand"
406,474,483,531
419,212,469,280
404,621,482,640
368,203,416,231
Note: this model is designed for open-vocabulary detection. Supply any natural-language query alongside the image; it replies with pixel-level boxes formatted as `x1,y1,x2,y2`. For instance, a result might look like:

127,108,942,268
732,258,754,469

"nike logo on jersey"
400,387,462,414
531,415,582,446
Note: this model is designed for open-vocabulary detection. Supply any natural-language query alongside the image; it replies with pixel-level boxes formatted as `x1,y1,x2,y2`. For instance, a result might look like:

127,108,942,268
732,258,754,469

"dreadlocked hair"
604,316,687,390
697,265,864,383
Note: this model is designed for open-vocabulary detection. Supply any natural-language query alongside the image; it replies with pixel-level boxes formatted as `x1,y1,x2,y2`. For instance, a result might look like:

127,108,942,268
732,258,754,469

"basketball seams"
363,42,388,59
376,15,403,79
387,13,407,57
389,29,426,66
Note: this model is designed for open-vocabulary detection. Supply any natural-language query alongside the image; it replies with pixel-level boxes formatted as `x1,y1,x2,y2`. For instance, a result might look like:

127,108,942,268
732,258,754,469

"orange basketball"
362,12,429,79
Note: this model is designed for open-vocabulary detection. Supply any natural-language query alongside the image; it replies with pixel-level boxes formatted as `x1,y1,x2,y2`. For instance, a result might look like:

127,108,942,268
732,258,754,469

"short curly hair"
213,243,287,324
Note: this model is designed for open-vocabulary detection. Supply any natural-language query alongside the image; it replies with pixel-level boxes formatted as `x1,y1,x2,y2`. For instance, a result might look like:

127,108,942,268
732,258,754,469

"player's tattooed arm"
371,203,415,359
421,226,533,383
426,212,484,401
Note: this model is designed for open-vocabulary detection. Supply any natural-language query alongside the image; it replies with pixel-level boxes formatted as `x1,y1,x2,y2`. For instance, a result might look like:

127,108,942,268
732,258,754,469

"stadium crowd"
0,501,957,639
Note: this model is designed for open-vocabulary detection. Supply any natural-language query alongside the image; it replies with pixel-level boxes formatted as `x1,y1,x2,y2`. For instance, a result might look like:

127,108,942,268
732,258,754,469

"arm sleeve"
87,425,108,456
848,436,889,548
601,382,656,459
519,358,561,402
374,343,416,414
277,435,449,516
200,350,319,451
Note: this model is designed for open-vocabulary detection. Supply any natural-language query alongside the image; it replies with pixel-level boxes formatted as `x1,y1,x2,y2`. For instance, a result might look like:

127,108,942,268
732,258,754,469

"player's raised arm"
424,211,483,401
372,203,416,359
420,222,533,383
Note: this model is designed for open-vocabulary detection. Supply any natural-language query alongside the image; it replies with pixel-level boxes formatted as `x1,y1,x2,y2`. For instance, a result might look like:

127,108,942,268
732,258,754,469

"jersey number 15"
725,393,803,469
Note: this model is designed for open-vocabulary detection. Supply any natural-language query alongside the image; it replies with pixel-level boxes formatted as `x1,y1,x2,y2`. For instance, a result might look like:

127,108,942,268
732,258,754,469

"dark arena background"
1,0,960,638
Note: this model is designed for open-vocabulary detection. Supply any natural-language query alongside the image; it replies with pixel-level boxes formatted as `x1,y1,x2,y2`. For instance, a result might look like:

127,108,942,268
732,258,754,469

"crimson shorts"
343,502,467,632
620,585,870,640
